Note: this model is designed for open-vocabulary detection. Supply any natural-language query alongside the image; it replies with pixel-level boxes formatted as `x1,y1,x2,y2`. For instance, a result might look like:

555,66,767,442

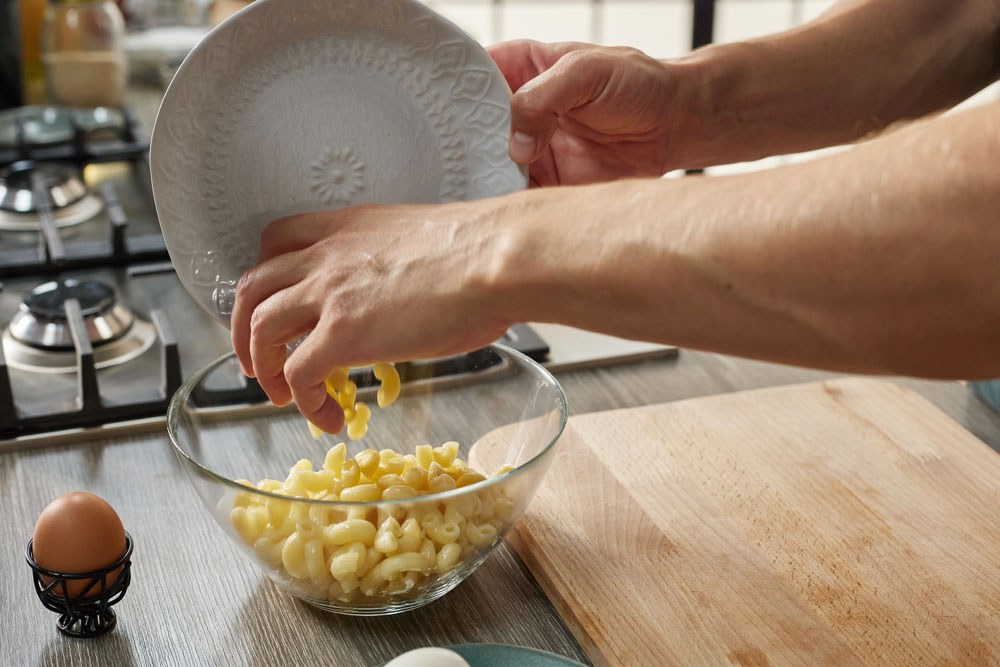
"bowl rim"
165,343,568,507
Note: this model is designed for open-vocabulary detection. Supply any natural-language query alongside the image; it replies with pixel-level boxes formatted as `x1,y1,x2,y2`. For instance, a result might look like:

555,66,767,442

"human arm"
231,100,1000,432
494,0,1000,180
500,101,1000,378
672,0,1000,167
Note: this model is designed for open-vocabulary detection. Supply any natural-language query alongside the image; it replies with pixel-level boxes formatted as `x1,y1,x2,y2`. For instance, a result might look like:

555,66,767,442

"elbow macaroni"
308,363,401,440
230,441,516,604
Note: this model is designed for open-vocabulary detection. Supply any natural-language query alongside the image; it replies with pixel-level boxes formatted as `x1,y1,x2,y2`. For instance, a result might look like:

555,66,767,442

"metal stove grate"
0,105,169,277
0,296,182,440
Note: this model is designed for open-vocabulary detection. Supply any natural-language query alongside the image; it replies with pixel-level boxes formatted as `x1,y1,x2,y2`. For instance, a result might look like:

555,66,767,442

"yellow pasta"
401,466,427,491
427,470,457,495
456,471,487,488
340,459,361,488
329,542,366,579
305,538,328,586
257,478,283,493
375,474,404,491
427,520,461,545
281,532,310,580
465,522,499,548
265,494,292,526
432,441,459,468
354,449,380,478
359,552,433,596
381,484,418,501
347,403,371,440
339,483,380,503
308,363,401,440
323,518,377,547
396,518,422,553
323,443,347,474
231,507,258,545
233,441,517,604
373,361,400,408
252,534,285,568
415,445,434,470
435,543,461,573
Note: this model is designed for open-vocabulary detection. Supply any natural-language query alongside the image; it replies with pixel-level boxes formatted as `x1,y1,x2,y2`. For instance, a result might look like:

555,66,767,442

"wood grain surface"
3,350,1000,666
473,378,1000,667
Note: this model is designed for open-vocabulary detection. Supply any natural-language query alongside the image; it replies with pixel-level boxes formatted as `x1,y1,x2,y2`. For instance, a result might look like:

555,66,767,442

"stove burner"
26,279,114,319
9,279,134,350
3,279,157,374
0,161,102,231
0,161,86,212
2,321,157,374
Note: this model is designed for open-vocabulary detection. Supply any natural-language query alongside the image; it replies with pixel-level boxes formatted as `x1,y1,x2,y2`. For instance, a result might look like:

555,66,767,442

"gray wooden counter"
3,348,1000,667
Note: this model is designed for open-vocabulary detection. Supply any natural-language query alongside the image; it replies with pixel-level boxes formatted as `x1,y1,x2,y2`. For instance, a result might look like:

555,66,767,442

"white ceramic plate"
150,0,526,327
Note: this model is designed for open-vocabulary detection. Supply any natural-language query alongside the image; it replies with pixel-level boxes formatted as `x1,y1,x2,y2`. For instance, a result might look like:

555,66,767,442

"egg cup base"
25,532,134,638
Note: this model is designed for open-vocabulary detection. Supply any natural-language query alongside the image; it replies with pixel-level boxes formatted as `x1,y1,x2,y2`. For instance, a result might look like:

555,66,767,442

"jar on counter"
43,0,128,108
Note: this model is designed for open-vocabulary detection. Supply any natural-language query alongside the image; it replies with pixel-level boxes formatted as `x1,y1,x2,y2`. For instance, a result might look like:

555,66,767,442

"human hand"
488,40,684,186
229,202,514,434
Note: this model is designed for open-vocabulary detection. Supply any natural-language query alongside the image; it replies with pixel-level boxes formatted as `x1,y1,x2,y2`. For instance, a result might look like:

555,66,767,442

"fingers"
256,213,338,264
231,249,311,377
486,40,586,93
487,40,543,94
283,322,347,434
507,49,611,164
248,292,316,406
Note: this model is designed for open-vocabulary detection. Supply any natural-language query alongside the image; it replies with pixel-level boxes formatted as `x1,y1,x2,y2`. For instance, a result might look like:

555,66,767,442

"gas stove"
0,104,551,451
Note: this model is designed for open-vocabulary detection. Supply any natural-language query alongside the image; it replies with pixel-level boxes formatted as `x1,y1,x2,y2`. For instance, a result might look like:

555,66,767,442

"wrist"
664,41,765,169
473,180,659,330
471,185,597,327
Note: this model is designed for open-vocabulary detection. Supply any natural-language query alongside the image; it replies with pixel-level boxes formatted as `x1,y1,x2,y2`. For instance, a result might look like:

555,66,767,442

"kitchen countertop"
3,348,999,666
2,83,999,665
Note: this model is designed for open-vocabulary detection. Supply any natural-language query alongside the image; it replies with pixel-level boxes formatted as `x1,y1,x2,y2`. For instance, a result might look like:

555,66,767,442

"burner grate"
0,296,182,440
0,156,169,277
0,106,148,166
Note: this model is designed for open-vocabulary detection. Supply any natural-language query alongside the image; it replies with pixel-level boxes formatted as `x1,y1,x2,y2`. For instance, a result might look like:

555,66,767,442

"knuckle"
248,305,269,338
559,48,591,69
262,214,295,236
258,221,283,250
235,267,257,299
610,45,641,58
283,359,311,391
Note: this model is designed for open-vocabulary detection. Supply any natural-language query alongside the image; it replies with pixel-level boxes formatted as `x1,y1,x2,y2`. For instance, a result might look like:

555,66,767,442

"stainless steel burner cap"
8,279,135,350
0,161,87,213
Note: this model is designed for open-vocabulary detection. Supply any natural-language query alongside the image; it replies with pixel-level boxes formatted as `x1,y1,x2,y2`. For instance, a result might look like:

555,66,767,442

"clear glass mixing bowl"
166,344,567,615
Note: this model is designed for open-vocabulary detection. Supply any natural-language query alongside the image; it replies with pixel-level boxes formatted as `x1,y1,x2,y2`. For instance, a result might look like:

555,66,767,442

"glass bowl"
166,344,567,615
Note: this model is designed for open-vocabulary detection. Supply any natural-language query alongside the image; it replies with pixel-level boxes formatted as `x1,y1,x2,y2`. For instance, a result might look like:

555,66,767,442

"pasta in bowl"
166,344,567,615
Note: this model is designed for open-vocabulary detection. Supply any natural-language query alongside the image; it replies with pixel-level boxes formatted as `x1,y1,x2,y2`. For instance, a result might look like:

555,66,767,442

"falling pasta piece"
309,364,400,440
374,362,400,408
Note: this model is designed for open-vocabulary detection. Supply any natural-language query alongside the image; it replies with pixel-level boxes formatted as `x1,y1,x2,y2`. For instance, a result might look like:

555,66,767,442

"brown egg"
32,492,128,599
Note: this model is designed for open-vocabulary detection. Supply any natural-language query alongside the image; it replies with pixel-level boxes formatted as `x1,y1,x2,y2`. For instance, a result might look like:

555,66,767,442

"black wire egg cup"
25,532,134,638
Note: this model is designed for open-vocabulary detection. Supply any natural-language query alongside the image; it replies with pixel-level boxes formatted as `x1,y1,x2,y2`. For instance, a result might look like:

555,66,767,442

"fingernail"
510,131,536,163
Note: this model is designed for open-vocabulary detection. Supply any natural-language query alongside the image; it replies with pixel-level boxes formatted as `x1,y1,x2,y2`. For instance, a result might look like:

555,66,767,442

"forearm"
670,0,1000,168
489,101,1000,379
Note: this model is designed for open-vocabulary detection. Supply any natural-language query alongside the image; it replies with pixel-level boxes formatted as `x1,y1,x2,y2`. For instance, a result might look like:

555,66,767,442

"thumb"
507,50,611,164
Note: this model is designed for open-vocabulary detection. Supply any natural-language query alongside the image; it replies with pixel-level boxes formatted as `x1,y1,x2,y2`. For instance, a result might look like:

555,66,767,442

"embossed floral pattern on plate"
150,0,526,326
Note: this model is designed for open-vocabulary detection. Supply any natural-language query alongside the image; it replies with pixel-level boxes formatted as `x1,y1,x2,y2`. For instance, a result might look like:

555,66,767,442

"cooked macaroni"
230,442,515,605
308,363,401,440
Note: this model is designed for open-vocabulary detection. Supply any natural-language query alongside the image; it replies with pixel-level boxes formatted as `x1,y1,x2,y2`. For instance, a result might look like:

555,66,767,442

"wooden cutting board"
473,379,1000,666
